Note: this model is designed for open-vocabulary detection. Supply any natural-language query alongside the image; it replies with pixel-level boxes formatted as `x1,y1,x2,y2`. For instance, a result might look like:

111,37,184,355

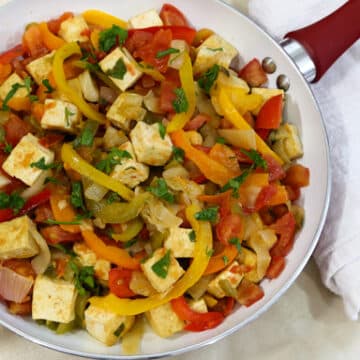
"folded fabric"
234,0,360,320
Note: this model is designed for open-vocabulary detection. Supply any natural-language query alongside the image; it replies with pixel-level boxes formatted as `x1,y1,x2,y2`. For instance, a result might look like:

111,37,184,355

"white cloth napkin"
239,0,360,320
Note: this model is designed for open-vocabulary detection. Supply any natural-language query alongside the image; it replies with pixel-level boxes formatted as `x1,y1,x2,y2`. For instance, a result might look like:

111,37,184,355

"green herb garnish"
158,122,166,139
0,192,25,214
188,230,196,242
2,83,25,110
30,157,62,171
172,146,185,163
95,148,132,174
107,192,121,204
229,237,242,252
195,206,219,222
106,58,127,79
197,64,220,94
69,261,98,296
124,238,138,249
206,247,214,258
172,87,189,113
42,79,54,93
98,25,128,52
113,323,125,337
64,107,75,127
3,142,12,154
240,149,267,170
73,120,99,148
45,219,81,226
147,178,175,203
151,250,171,279
44,177,61,185
70,181,86,211
52,244,76,257
156,47,180,59
206,47,224,52
216,137,226,144
221,170,251,197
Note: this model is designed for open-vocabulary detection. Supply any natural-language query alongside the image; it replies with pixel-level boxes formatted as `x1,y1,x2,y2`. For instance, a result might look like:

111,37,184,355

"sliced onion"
144,90,162,114
218,129,257,150
30,222,51,274
0,266,33,303
21,170,50,199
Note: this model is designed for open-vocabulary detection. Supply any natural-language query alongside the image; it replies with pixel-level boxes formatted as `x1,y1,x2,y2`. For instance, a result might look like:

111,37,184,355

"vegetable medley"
0,3,310,349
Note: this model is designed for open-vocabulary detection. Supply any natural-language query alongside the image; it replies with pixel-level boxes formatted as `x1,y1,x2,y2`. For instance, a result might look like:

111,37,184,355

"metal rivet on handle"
262,57,277,73
277,74,290,91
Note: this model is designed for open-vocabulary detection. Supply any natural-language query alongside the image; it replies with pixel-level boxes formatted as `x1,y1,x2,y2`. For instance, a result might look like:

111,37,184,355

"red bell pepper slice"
41,225,82,244
19,188,51,215
0,208,15,222
171,296,224,332
0,44,24,65
255,94,283,130
266,255,286,279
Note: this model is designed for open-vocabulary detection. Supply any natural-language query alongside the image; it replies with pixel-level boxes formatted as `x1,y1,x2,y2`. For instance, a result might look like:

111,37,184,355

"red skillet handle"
285,0,360,82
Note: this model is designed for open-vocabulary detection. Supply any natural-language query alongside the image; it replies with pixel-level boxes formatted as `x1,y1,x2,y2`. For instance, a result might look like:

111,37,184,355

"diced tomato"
40,226,82,244
34,203,54,223
271,204,289,220
285,185,301,201
259,207,275,225
7,301,32,315
263,154,285,181
0,208,15,222
0,44,24,65
171,296,224,332
270,212,297,257
212,297,235,317
39,133,64,148
232,148,253,164
160,76,180,113
238,58,267,87
237,279,264,307
255,95,283,129
125,30,153,54
160,4,190,27
216,213,244,245
109,268,135,298
19,188,51,215
266,255,286,279
256,128,271,141
283,164,310,188
193,145,211,154
4,113,32,147
47,12,74,34
254,184,277,211
184,113,211,131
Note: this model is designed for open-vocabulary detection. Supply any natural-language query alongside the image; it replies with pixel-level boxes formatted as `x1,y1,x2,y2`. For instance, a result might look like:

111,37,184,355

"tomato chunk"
266,255,286,279
237,279,264,307
109,268,135,298
41,226,82,244
160,4,189,27
4,113,32,146
283,164,310,188
256,95,283,130
238,58,267,87
216,213,244,245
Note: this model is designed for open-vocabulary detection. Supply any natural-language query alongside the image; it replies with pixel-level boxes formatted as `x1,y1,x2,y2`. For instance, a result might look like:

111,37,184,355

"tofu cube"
168,40,189,70
0,216,39,260
73,242,111,281
164,227,195,258
85,305,135,346
99,48,142,91
32,275,77,323
193,34,238,75
129,9,163,28
25,51,55,85
130,121,172,166
0,73,28,101
129,270,156,297
2,133,54,186
146,302,184,338
41,99,81,133
141,248,185,293
188,298,208,313
207,261,244,298
78,70,99,103
58,15,90,43
106,92,146,130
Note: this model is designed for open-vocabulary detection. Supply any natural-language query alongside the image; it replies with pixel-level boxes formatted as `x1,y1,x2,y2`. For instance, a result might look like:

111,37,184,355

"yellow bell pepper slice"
112,218,144,242
61,143,134,201
218,88,283,164
89,204,212,315
82,9,128,29
53,42,106,123
166,52,196,133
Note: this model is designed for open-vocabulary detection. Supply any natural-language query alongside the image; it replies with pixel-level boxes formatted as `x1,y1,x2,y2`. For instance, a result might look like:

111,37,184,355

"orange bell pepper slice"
49,193,81,233
82,230,140,270
0,63,12,85
208,143,241,176
38,22,65,50
203,245,238,275
171,130,234,186
6,97,31,112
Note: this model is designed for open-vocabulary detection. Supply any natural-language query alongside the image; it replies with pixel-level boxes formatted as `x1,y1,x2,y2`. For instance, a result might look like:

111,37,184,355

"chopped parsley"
30,157,62,171
2,83,25,110
98,25,128,52
222,255,229,265
106,58,127,79
206,47,224,52
42,79,54,93
188,230,196,242
216,136,226,144
206,247,214,258
147,178,175,204
172,146,185,163
69,261,99,296
96,148,132,174
221,170,251,197
107,192,121,204
45,219,81,226
44,176,61,185
3,142,12,154
151,250,171,279
156,47,180,59
197,64,220,94
29,94,38,102
0,192,25,214
158,122,166,139
229,237,242,252
124,238,138,249
113,323,125,337
64,107,74,127
240,149,268,170
195,206,219,222
172,87,189,113
70,182,86,211
52,244,76,257
73,120,99,148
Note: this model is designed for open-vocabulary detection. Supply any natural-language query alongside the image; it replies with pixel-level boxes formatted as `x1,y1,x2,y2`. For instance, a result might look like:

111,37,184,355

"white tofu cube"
207,261,244,298
188,298,208,313
0,216,40,260
2,133,54,186
141,248,185,293
193,34,238,75
78,70,99,103
106,92,146,130
41,99,81,133
130,121,172,166
0,73,28,101
25,51,55,85
164,227,195,258
73,242,111,281
168,40,189,70
146,302,184,338
129,270,156,297
129,9,163,29
32,275,77,323
58,15,90,43
99,48,142,91
85,305,135,346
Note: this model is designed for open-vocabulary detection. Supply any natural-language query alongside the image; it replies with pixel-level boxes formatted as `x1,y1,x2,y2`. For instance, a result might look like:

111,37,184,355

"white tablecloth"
1,1,360,359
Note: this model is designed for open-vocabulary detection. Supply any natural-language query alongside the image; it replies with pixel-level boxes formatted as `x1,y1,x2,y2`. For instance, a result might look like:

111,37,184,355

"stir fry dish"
0,3,310,348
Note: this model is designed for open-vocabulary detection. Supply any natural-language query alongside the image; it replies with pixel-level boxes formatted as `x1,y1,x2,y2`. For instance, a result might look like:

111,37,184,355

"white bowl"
0,0,331,358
